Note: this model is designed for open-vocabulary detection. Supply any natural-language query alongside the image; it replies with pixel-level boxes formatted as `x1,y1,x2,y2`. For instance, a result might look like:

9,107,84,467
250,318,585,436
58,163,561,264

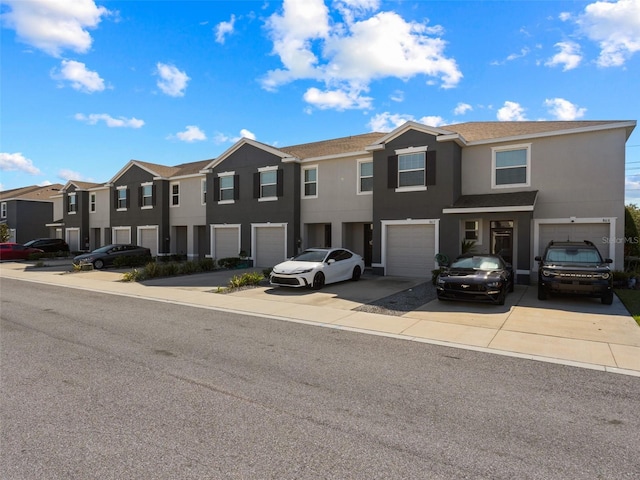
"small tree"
0,223,10,242
625,205,640,257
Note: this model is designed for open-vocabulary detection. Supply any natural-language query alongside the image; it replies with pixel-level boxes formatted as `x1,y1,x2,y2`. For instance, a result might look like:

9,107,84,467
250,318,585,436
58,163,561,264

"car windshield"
23,240,39,247
92,245,116,253
292,250,328,262
545,248,602,264
450,256,502,270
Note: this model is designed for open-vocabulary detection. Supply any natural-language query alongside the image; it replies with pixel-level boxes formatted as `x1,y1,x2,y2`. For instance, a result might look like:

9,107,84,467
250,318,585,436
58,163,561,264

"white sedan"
270,248,365,290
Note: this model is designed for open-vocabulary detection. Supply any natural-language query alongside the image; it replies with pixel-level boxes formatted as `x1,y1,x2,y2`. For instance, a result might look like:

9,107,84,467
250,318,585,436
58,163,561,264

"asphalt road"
1,278,639,479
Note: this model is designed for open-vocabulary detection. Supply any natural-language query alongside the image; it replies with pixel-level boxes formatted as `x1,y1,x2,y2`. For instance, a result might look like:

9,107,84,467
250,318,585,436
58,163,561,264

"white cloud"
367,112,445,132
625,176,640,202
238,129,256,141
576,0,640,67
213,129,257,144
497,101,527,121
262,0,462,111
1,0,110,57
453,102,473,115
390,90,404,102
155,63,190,97
544,98,587,120
38,180,53,187
51,60,105,92
58,169,88,182
172,126,207,142
75,113,144,128
215,15,236,44
545,41,582,71
0,152,41,175
491,47,530,66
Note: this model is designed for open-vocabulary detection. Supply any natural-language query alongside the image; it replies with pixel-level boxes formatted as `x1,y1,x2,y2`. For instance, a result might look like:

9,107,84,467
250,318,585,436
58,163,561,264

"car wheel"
311,272,325,290
93,259,104,270
351,266,361,281
496,288,506,306
601,291,614,305
508,276,515,293
537,284,547,300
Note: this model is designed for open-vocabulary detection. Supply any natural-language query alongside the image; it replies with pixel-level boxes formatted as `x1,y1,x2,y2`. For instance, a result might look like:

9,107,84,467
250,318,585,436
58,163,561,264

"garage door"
139,227,158,257
538,223,609,258
254,226,286,268
214,227,240,260
113,228,130,245
386,224,436,277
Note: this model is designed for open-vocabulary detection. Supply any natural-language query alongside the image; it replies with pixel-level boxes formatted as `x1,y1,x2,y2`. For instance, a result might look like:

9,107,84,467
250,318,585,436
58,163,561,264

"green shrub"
27,252,44,261
199,258,215,271
228,272,264,288
262,267,273,278
122,269,144,282
218,256,242,269
113,255,153,268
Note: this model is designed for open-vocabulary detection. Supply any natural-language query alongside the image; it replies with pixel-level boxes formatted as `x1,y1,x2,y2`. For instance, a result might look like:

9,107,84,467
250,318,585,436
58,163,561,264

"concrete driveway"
1,260,639,374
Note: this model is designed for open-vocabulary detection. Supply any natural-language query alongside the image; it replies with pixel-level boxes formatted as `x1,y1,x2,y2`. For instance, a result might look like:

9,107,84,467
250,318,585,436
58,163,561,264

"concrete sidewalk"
2,260,640,376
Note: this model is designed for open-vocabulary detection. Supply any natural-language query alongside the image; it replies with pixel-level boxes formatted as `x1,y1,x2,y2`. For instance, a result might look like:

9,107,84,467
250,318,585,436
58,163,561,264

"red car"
0,242,44,260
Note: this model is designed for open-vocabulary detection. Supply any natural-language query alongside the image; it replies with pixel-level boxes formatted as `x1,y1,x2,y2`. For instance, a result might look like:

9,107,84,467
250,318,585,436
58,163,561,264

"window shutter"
234,175,240,200
152,184,156,206
138,186,143,207
113,189,118,209
213,177,220,202
125,189,130,208
426,151,436,186
387,155,398,188
276,169,284,197
253,172,260,198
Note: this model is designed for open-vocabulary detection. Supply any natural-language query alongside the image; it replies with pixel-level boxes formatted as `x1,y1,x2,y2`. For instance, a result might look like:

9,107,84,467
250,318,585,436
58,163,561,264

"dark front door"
491,220,513,264
363,223,373,267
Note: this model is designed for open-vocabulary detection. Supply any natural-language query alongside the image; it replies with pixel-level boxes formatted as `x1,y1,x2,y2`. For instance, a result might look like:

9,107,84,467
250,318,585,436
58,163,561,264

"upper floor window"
214,172,238,203
67,193,77,213
201,178,207,205
116,187,128,210
1,202,7,219
90,193,96,212
254,166,281,201
219,174,234,202
302,166,318,198
388,146,435,192
141,183,154,208
358,160,373,194
170,182,180,207
492,144,531,188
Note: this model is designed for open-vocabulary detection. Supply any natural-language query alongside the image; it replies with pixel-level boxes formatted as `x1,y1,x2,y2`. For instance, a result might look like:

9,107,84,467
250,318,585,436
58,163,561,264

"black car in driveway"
73,244,152,270
436,254,514,305
535,240,613,305
23,238,69,253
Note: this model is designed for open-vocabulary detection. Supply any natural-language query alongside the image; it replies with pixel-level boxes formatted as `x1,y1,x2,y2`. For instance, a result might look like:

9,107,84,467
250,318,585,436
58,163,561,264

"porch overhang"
442,191,538,214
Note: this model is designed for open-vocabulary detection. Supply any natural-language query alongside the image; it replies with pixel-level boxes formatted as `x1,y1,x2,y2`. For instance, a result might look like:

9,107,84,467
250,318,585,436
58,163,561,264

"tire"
93,259,104,270
601,291,614,305
537,284,547,300
496,288,506,306
351,266,361,282
508,276,515,293
311,272,325,290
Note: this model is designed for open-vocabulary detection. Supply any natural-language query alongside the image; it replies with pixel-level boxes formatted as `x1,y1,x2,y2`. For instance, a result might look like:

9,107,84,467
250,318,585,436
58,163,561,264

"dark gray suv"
23,238,70,253
535,240,613,305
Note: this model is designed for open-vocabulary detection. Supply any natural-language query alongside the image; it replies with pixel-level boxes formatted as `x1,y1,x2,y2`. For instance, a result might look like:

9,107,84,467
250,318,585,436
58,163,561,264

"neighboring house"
365,120,634,282
60,180,106,251
0,184,63,243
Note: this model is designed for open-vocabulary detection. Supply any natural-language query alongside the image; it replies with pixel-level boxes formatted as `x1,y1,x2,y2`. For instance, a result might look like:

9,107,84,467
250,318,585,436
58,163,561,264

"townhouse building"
0,184,63,243
33,119,634,284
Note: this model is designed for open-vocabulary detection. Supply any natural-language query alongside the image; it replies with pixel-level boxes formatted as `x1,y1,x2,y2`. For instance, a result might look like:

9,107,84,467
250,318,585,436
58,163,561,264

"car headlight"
486,281,502,288
601,272,610,279
293,268,314,274
436,277,445,285
542,269,552,277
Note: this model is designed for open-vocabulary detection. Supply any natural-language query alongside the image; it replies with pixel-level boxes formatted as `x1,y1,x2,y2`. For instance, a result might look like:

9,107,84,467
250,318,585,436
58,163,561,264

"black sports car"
436,254,514,305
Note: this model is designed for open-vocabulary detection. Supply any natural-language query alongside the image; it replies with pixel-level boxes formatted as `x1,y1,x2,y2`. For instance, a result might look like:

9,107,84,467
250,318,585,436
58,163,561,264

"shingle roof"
68,181,104,190
173,159,213,176
0,184,63,201
280,132,384,159
440,121,631,142
445,191,539,211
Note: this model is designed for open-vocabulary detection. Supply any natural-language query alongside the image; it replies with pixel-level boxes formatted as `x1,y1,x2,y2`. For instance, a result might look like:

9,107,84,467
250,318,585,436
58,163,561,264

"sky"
1,0,639,201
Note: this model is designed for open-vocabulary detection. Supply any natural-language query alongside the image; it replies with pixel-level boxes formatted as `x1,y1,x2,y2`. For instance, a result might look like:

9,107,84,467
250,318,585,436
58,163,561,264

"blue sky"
1,0,639,201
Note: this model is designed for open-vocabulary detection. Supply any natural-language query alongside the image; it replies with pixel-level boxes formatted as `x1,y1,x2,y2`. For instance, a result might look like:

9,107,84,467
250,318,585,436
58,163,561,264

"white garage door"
538,223,609,258
139,227,158,257
386,224,436,277
214,227,240,260
113,228,130,245
255,226,286,268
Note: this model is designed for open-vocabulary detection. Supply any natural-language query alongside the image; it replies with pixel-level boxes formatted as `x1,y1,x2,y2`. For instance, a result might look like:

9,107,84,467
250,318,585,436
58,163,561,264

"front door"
363,223,373,267
491,220,513,265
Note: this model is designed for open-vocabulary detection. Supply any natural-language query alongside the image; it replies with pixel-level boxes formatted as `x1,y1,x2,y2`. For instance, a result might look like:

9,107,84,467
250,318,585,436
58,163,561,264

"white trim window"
90,192,96,213
1,202,7,219
399,152,425,188
219,173,235,203
67,193,77,214
170,182,180,207
201,178,207,205
358,160,373,194
492,144,531,188
259,167,278,201
141,183,153,208
463,220,481,244
116,187,128,210
302,165,318,198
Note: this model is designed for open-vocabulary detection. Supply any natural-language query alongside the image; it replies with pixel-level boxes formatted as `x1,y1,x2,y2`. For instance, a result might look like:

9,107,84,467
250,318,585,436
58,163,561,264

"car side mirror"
327,259,336,265
534,256,542,262
605,258,613,264
505,263,512,270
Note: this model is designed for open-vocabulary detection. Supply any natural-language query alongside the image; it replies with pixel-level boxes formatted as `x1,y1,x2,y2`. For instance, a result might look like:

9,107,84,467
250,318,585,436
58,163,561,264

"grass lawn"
615,289,640,326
